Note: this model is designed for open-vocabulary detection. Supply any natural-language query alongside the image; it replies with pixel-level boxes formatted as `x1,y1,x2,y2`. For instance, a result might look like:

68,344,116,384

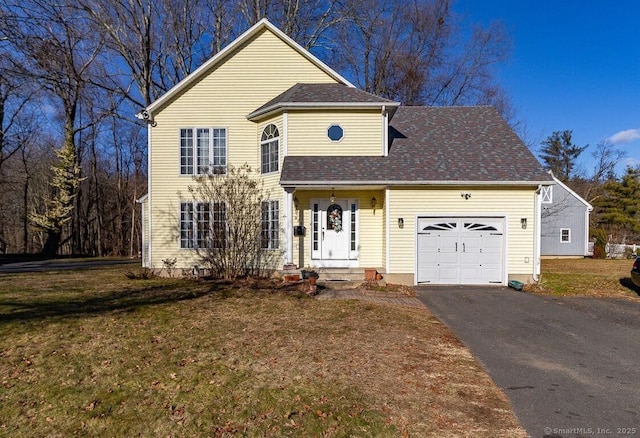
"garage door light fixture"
521,218,527,229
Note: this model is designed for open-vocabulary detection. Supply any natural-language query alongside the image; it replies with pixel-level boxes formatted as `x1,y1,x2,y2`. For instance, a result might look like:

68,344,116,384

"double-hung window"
260,200,279,249
260,124,279,174
180,201,226,249
180,127,227,175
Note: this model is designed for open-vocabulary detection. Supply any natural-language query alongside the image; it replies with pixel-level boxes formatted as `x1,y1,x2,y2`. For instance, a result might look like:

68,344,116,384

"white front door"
310,199,358,266
321,201,350,259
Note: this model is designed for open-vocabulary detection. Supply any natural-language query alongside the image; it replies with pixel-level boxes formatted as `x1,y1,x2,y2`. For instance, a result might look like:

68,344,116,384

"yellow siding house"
137,19,553,286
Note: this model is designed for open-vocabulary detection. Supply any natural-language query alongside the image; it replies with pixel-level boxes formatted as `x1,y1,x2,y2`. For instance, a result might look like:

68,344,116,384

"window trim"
560,228,571,243
327,124,344,142
180,127,227,176
260,124,279,174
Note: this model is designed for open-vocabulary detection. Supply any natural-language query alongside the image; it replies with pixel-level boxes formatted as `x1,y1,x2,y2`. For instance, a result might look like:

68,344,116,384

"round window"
327,124,344,142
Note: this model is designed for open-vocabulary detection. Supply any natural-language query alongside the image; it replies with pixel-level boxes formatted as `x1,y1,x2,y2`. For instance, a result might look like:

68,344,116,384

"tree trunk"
42,230,61,256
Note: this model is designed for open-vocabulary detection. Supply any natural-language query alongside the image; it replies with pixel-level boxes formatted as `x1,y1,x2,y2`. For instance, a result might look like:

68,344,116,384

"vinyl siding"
148,28,337,269
387,186,537,278
541,184,590,256
287,110,383,156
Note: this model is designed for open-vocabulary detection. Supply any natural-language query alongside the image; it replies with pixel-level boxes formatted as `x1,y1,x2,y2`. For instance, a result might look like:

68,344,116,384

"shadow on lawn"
619,278,640,296
0,282,233,325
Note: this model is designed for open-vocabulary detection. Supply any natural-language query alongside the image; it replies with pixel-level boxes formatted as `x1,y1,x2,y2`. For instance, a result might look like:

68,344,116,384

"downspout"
533,185,542,281
382,105,388,156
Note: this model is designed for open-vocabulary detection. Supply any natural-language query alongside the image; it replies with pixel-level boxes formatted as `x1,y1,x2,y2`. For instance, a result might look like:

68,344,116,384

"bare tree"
1,0,102,254
235,0,345,49
79,0,223,107
331,0,511,111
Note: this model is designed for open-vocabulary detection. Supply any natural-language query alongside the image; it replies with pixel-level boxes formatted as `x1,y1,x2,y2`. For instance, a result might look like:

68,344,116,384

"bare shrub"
188,165,273,280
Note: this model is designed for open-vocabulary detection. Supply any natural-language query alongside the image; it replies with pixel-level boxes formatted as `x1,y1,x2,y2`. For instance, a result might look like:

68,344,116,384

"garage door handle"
463,243,465,252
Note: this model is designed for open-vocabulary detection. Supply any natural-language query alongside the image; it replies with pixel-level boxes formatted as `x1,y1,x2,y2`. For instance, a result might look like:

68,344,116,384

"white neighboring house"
540,173,593,258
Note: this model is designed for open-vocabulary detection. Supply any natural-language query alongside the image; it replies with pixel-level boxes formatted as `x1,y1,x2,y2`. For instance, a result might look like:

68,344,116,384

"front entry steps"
314,268,384,289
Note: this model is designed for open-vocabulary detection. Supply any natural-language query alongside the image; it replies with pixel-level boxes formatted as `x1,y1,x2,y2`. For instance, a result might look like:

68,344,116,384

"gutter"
280,179,555,187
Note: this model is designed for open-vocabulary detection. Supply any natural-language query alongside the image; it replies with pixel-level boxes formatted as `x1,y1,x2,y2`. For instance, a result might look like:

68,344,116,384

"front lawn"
535,258,640,299
0,264,525,437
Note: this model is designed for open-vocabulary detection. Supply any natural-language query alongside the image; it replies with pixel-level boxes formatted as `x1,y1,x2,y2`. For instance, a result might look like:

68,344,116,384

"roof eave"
280,179,555,187
247,101,400,121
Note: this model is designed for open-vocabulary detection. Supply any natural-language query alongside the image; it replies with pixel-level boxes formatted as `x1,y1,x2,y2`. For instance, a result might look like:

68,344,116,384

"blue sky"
454,0,640,177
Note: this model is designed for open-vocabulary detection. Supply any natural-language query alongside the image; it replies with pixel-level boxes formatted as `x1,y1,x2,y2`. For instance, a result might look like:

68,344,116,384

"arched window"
261,124,279,174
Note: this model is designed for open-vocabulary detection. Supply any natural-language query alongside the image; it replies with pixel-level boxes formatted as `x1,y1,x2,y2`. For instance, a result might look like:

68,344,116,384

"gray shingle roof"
248,83,398,119
280,106,552,185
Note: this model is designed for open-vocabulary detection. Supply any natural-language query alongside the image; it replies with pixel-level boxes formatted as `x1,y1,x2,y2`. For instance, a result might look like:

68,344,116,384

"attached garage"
416,217,505,285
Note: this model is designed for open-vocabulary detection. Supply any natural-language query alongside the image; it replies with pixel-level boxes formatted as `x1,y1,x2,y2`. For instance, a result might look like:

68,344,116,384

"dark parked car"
631,257,640,288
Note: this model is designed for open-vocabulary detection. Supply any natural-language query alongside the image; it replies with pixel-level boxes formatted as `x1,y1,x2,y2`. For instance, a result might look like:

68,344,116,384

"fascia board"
247,101,400,121
280,180,555,187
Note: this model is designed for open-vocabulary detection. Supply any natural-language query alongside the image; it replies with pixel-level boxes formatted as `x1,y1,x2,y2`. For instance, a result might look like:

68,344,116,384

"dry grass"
531,258,640,300
0,264,525,437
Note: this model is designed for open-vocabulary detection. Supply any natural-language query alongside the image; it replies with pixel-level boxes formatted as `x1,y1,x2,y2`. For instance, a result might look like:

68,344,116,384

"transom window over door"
180,127,227,175
260,124,279,174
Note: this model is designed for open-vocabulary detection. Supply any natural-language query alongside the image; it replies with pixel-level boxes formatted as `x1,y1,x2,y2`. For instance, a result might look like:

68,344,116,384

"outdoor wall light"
370,196,377,209
398,218,404,228
293,196,299,209
521,218,527,229
330,188,335,203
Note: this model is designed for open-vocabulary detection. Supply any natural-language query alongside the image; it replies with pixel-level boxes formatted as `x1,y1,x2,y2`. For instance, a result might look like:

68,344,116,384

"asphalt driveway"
416,286,640,438
0,258,137,273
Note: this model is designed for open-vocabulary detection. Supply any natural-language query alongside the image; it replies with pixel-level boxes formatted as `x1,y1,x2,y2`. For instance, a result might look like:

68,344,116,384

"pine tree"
30,142,83,255
539,130,587,181
593,167,640,243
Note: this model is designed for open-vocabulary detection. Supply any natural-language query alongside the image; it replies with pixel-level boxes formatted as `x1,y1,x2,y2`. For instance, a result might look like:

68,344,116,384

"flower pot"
308,277,317,285
364,268,377,281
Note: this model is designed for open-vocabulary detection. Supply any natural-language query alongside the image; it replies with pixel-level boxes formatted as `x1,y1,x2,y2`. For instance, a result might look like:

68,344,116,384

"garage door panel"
417,217,504,285
482,267,502,282
438,267,460,282
460,267,482,282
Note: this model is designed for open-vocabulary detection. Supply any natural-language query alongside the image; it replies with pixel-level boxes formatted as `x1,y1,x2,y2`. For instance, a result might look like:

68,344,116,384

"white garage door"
417,217,504,285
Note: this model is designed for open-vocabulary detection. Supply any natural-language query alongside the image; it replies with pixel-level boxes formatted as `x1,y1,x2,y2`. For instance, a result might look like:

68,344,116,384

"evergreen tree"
30,143,83,255
593,167,640,243
539,130,587,181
